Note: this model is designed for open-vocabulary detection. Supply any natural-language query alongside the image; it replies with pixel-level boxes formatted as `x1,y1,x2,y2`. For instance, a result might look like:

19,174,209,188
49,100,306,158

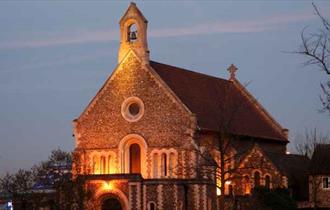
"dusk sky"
1,1,330,174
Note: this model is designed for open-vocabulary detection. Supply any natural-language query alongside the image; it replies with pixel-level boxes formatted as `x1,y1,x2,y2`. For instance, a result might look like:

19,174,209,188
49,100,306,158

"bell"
129,31,137,41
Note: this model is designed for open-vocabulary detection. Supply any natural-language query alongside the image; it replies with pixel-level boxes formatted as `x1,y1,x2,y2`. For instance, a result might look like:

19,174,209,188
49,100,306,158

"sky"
0,1,330,174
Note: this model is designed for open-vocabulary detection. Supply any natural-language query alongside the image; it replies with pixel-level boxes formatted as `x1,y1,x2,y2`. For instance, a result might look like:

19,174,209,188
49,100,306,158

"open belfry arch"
72,3,293,210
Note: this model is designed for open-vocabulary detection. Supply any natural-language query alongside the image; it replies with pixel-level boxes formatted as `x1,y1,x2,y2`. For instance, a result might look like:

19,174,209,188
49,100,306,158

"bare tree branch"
295,3,330,113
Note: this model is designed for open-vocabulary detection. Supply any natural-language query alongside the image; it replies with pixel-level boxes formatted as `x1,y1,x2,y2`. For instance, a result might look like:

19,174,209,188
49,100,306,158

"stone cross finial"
227,64,238,80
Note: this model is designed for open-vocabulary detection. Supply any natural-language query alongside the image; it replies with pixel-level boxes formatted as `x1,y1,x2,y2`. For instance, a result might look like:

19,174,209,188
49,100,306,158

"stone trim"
95,185,129,210
87,150,117,175
157,184,163,210
118,134,148,177
121,96,145,122
202,184,207,210
150,148,178,178
143,185,147,210
194,184,200,210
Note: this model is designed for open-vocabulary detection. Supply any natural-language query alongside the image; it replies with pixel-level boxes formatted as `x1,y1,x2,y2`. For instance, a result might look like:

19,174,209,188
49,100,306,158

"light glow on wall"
217,187,221,196
102,181,114,191
91,154,118,175
225,180,232,185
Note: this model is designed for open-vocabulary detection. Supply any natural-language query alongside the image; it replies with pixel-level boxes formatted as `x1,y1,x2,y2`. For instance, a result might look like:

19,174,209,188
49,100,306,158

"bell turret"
118,3,150,64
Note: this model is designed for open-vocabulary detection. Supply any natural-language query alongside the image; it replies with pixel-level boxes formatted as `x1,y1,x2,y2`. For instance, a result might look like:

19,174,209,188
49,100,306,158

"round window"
121,97,144,122
128,102,140,116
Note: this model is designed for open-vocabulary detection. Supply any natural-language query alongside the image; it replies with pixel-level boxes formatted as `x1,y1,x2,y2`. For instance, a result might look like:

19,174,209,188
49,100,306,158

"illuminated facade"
72,3,304,210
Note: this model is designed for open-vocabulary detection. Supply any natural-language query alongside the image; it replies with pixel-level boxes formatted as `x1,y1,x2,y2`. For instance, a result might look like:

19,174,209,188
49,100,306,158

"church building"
72,3,301,210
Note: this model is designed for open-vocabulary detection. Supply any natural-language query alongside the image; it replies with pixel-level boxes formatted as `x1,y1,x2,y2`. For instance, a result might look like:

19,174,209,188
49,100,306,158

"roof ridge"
231,79,287,141
151,60,287,142
150,60,230,83
265,151,308,159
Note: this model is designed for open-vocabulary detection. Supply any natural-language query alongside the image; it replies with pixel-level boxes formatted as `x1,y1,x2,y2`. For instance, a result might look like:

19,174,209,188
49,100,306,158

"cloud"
0,12,317,50
0,30,118,49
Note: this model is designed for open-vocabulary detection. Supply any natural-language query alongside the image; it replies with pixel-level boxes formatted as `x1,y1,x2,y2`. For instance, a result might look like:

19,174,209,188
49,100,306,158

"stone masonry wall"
75,52,195,150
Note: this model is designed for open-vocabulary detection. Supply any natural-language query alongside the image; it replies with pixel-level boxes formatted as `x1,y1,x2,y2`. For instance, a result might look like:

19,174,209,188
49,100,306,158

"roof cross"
227,64,238,80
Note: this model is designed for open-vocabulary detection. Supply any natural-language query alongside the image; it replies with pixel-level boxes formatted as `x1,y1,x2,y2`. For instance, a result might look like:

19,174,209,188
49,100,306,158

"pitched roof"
120,2,148,24
265,152,310,177
310,144,330,174
150,61,287,142
263,151,310,200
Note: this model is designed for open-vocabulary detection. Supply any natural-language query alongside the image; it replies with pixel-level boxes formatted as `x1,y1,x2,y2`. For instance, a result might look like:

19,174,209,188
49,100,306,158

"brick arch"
96,189,129,210
252,169,262,187
264,173,272,188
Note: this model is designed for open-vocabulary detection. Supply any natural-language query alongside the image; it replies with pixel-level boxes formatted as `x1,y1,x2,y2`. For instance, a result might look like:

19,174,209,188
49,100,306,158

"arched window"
265,175,271,189
127,24,138,42
92,155,98,174
119,134,148,177
169,152,175,177
254,171,261,187
100,156,106,174
243,175,251,195
148,202,156,210
107,155,111,174
129,143,141,173
161,153,167,177
153,153,159,178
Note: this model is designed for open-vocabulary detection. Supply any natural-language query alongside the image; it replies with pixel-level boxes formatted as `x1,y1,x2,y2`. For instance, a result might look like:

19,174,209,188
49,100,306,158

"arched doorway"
129,143,141,173
101,197,122,210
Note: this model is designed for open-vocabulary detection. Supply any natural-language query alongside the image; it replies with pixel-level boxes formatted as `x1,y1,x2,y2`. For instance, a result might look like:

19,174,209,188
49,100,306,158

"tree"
0,169,34,194
295,128,328,158
295,129,330,210
192,74,265,210
251,187,297,210
297,3,330,113
31,148,72,182
0,148,91,210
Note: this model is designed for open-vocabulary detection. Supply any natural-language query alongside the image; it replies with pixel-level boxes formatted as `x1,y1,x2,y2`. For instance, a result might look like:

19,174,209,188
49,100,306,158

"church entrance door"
101,197,122,210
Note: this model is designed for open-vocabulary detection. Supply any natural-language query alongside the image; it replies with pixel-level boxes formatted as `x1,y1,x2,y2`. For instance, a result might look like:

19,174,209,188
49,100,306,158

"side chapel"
72,3,306,210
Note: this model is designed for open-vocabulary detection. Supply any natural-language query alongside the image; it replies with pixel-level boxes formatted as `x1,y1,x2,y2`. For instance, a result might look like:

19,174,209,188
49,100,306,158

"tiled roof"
265,152,310,177
264,152,310,200
310,144,330,174
150,61,287,142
